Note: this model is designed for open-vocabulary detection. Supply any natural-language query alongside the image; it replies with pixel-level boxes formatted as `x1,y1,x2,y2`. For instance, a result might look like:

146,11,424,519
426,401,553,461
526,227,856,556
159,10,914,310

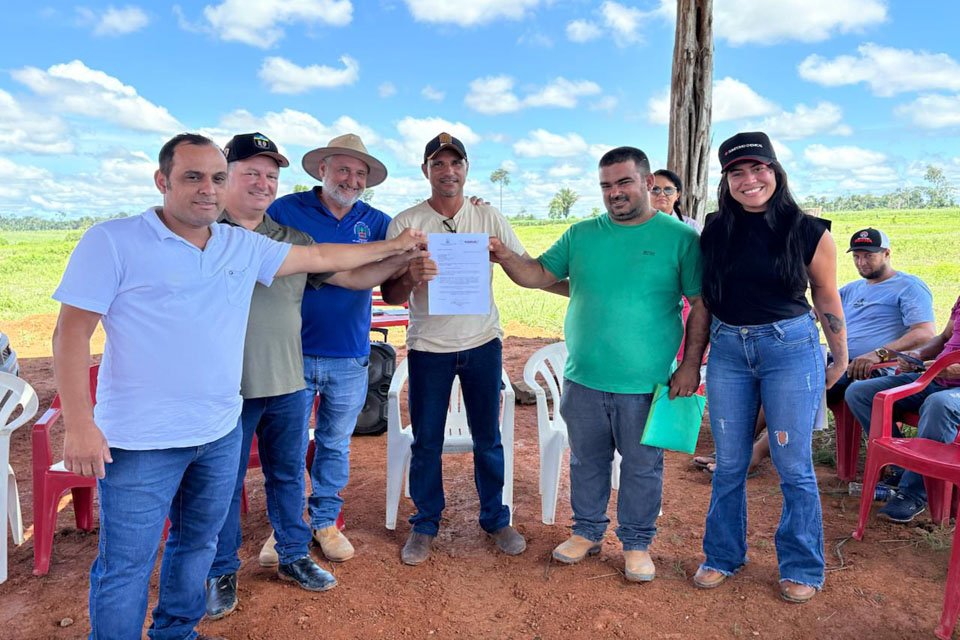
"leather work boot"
551,535,602,564
313,525,355,562
205,573,238,620
277,556,337,592
489,525,526,555
780,581,817,604
693,567,728,589
623,550,656,582
401,531,433,566
259,531,278,567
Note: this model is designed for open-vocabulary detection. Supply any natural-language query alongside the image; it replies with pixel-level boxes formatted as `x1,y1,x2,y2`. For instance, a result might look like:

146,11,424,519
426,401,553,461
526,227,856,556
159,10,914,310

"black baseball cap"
423,132,467,164
847,228,891,253
223,132,289,167
719,131,777,171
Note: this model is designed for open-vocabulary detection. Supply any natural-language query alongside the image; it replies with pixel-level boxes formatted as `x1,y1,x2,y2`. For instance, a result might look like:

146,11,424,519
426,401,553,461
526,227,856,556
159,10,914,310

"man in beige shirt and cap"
268,134,396,564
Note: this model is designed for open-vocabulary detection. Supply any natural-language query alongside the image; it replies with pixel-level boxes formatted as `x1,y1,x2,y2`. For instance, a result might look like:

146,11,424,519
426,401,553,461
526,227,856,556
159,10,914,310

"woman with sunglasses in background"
652,169,703,233
694,132,847,604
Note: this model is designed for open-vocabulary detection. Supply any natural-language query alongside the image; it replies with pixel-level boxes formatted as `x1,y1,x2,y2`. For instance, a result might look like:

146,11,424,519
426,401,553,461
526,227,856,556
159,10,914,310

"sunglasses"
650,186,677,196
442,218,457,233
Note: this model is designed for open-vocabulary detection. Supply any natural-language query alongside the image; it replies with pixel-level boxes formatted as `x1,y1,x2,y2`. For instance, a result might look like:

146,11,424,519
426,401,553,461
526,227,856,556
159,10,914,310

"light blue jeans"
90,425,241,639
560,379,661,550
701,313,826,588
303,354,369,530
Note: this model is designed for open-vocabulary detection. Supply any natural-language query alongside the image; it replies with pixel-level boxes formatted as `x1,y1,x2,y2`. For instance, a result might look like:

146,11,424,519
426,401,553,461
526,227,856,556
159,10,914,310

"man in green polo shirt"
489,146,709,583
206,133,418,619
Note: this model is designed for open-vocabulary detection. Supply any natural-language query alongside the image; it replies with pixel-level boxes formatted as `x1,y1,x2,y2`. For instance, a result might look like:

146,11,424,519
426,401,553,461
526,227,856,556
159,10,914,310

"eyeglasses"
650,186,677,196
442,218,457,233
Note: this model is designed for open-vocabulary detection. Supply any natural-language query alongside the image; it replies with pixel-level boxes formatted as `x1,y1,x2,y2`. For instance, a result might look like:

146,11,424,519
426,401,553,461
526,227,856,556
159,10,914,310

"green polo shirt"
218,211,329,399
537,212,702,394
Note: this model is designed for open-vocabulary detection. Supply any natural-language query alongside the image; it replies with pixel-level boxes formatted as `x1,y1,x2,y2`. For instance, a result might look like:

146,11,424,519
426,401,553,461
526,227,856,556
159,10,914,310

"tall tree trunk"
668,0,713,224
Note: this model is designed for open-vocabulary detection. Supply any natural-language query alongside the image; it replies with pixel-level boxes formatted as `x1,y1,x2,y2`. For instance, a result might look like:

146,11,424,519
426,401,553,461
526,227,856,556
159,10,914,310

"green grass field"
1,209,958,337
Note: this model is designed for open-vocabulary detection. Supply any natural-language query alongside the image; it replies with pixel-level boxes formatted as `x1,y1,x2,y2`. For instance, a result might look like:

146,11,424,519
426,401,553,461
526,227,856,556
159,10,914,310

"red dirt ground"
0,334,954,639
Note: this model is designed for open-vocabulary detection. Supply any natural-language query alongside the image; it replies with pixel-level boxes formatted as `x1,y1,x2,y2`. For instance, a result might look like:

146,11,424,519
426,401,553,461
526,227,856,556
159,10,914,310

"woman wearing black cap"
694,132,848,603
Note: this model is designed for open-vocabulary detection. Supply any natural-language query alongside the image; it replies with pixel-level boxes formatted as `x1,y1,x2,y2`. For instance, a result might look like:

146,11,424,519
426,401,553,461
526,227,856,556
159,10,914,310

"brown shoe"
780,581,817,603
313,525,355,562
401,531,433,566
693,567,727,589
489,525,526,555
623,550,656,582
258,531,278,567
552,535,602,564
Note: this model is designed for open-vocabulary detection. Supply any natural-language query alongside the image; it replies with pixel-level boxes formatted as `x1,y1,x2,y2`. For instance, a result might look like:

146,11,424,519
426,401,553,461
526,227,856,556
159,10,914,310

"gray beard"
324,183,361,209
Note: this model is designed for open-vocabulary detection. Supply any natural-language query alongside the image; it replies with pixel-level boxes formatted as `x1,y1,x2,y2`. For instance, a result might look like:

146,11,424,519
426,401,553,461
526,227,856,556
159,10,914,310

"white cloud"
513,129,608,159
0,89,75,154
715,0,886,45
403,0,542,26
11,60,181,133
378,82,397,98
464,76,523,115
258,56,359,94
217,109,380,150
547,164,582,178
200,0,352,48
95,6,150,35
756,102,852,140
0,157,52,181
648,78,777,125
589,95,618,112
501,160,518,172
566,19,601,42
465,76,603,114
421,85,445,101
601,1,643,46
798,44,960,97
517,30,553,48
803,144,886,170
385,116,481,166
712,78,778,121
895,94,960,129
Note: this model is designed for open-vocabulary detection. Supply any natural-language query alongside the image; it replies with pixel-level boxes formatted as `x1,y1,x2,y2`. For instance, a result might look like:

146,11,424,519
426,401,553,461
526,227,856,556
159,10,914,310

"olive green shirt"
218,211,330,399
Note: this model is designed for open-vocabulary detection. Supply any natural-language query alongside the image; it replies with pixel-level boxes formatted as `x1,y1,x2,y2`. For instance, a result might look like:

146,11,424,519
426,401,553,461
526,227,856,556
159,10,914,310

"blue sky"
1,0,959,219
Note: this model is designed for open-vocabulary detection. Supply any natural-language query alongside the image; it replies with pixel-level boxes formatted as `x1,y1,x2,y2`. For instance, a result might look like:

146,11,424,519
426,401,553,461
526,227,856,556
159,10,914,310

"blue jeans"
702,313,826,588
560,380,661,550
407,338,511,536
303,354,368,529
845,373,960,502
210,390,312,576
89,425,241,640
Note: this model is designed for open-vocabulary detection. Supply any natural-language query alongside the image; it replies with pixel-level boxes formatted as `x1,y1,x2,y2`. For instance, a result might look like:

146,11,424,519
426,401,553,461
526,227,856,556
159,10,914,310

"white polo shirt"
53,207,290,450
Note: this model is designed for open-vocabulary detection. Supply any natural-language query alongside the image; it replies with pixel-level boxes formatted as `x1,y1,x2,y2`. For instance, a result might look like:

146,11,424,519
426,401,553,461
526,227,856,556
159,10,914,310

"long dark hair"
701,161,808,309
653,169,684,221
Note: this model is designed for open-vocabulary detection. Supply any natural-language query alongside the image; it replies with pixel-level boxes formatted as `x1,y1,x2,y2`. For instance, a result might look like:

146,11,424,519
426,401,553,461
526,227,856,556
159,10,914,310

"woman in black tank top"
694,132,848,604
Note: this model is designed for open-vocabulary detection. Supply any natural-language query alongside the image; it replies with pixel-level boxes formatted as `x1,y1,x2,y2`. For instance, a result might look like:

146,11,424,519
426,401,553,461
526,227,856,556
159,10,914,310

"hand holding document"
427,233,490,315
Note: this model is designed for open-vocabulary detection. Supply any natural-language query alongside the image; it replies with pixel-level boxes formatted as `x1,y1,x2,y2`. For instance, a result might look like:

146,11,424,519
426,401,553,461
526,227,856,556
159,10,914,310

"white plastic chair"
0,372,39,584
522,342,625,525
385,358,515,530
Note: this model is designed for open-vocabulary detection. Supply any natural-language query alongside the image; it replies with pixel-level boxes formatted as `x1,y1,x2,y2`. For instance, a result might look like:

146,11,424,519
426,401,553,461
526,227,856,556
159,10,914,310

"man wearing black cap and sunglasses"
206,133,422,619
382,132,529,565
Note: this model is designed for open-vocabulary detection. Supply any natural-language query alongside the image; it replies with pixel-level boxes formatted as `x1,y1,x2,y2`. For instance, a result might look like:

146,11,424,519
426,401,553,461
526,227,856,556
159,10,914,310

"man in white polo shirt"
52,133,424,639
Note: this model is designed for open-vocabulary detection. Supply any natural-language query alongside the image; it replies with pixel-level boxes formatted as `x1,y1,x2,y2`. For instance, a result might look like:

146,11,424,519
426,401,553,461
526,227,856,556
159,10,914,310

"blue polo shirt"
839,272,935,358
52,207,290,450
269,188,391,358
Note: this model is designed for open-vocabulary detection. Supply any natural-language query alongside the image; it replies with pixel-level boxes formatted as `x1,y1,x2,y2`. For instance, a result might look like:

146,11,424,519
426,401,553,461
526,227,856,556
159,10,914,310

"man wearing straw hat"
268,134,393,564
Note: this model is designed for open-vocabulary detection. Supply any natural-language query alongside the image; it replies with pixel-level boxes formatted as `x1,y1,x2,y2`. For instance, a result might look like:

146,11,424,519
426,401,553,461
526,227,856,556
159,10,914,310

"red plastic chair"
31,364,99,575
852,350,960,640
833,361,899,481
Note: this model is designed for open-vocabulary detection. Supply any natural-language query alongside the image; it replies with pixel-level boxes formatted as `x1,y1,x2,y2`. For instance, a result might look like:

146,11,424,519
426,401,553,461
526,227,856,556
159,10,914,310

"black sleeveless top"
700,209,831,326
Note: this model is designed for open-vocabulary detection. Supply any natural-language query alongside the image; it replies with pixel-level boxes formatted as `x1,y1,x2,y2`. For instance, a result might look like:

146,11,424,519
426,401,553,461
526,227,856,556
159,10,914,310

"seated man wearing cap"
846,293,960,523
205,133,421,619
268,134,396,564
381,132,529,564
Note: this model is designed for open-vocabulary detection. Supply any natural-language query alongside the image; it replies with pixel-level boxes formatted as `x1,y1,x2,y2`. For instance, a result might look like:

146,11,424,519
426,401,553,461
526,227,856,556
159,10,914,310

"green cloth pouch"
640,383,706,454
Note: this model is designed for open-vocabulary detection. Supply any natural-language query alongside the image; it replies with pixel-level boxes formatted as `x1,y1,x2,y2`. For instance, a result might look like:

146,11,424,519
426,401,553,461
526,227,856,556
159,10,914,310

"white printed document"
427,233,490,315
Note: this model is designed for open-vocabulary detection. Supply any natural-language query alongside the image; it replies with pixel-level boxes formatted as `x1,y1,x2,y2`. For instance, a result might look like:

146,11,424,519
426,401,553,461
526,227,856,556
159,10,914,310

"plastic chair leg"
611,451,622,492
32,485,62,576
835,406,862,482
240,485,249,515
935,525,960,639
72,486,95,531
926,479,954,526
540,438,564,525
853,453,887,540
8,469,23,546
385,447,409,530
336,510,344,532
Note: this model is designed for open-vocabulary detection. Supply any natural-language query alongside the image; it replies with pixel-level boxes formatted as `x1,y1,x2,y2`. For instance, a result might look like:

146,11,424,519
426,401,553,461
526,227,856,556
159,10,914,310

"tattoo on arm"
824,313,844,334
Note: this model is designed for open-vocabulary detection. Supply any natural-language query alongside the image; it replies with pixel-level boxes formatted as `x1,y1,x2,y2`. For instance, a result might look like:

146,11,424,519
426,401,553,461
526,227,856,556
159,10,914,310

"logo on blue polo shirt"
354,221,371,243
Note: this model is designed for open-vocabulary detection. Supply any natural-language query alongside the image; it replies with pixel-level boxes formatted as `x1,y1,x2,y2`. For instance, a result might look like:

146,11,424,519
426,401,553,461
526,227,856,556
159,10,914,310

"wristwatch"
875,347,890,361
